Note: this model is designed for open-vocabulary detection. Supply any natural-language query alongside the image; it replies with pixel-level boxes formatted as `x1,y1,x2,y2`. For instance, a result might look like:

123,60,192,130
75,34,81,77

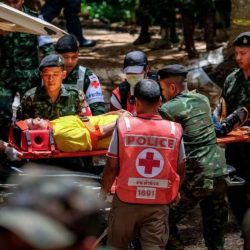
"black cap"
158,64,188,79
233,32,250,47
55,34,79,53
123,50,148,74
39,54,64,71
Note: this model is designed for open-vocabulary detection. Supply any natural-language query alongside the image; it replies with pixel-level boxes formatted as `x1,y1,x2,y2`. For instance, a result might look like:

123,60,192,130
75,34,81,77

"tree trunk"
225,0,250,58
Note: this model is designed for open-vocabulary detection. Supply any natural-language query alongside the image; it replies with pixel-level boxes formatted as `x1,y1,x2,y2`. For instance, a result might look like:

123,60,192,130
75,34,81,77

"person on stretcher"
21,110,130,152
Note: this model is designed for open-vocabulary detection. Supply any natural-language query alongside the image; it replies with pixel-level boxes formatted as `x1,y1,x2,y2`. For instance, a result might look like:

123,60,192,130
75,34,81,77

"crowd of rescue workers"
0,0,250,250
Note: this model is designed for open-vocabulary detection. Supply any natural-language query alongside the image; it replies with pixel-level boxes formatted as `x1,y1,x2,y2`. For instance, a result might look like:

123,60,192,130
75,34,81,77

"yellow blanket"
51,115,118,152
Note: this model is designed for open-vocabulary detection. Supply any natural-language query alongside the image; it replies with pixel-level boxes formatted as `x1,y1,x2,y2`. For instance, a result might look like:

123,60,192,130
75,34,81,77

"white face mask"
126,73,145,87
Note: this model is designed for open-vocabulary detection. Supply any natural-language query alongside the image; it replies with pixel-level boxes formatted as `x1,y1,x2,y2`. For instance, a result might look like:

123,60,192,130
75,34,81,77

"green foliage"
81,0,138,23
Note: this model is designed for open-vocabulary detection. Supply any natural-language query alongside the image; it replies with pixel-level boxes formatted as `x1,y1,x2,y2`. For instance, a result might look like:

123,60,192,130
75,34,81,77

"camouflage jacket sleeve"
18,89,35,120
159,101,178,122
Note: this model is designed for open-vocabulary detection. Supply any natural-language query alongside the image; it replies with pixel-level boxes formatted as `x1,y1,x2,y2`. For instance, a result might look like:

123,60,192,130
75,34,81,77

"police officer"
110,50,157,114
0,0,53,141
102,79,186,249
41,0,96,47
158,64,228,250
222,32,250,240
55,34,105,115
19,54,81,120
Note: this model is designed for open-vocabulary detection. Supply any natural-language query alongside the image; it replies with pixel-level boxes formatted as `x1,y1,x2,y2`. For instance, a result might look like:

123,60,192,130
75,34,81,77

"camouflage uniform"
0,5,53,140
0,5,53,96
177,0,218,58
159,90,228,250
63,65,105,115
223,69,250,224
19,85,80,120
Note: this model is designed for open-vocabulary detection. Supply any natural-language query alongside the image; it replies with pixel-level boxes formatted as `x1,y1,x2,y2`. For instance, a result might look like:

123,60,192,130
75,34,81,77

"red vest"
116,115,182,204
112,87,136,114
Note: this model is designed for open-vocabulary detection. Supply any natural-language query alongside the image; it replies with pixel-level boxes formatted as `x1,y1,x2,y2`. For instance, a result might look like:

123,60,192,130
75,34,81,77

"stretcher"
16,149,108,159
8,121,250,159
8,123,108,159
217,128,250,144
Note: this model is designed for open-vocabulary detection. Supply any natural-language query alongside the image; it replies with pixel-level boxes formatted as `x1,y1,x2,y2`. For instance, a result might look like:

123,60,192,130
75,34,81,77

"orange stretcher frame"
18,149,108,159
12,129,250,159
217,129,250,144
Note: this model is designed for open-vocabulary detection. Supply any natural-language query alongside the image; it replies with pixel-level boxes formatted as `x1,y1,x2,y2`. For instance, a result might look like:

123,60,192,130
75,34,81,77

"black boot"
133,32,151,45
78,38,96,47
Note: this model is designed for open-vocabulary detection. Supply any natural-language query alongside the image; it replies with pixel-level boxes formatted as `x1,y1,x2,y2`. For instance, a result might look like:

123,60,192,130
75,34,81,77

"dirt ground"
78,28,228,106
79,28,243,249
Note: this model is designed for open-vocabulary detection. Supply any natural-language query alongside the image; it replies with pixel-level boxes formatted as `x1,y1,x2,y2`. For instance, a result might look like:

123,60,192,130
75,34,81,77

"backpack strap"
118,81,130,110
77,65,87,92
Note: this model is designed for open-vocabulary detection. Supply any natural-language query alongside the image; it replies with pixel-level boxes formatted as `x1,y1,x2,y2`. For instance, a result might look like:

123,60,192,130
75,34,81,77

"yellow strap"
232,19,250,26
82,120,100,149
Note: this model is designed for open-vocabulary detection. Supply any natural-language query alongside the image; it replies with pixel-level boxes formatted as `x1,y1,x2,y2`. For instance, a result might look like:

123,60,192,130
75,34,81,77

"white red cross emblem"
91,81,100,88
135,148,164,178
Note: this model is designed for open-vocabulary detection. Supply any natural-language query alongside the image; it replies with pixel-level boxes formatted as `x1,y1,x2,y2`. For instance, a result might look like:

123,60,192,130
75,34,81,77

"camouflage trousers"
136,0,176,28
167,178,228,250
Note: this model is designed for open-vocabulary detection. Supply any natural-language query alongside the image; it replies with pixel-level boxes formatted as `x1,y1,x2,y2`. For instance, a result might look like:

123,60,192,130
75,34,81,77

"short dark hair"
55,34,79,53
134,79,160,103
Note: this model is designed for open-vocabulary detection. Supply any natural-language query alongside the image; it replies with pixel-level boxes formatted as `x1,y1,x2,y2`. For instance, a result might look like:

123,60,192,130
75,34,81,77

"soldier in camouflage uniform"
222,32,250,240
134,0,178,48
158,65,228,250
177,0,221,59
55,34,105,115
0,0,53,140
19,54,80,120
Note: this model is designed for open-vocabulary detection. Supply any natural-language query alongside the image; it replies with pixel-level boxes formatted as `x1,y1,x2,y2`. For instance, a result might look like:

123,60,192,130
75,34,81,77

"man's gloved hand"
4,146,22,161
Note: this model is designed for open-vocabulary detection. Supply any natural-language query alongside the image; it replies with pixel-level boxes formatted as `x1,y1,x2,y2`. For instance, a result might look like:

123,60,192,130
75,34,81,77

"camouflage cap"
233,32,250,47
55,34,79,53
0,207,75,249
158,64,188,79
39,54,64,70
123,50,148,74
